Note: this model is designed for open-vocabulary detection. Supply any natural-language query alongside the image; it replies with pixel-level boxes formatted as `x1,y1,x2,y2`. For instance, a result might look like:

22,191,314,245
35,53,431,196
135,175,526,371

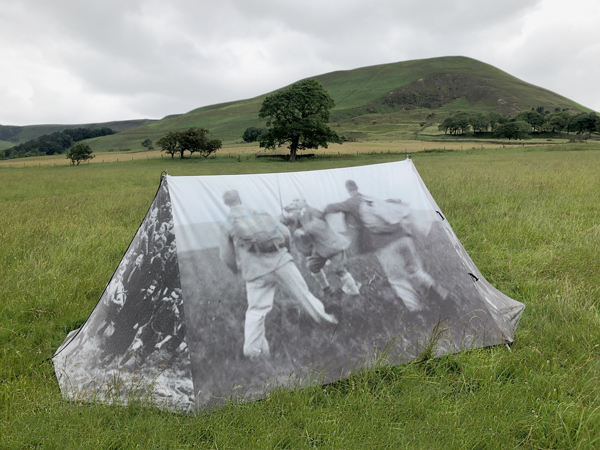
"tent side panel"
408,160,525,341
53,178,194,411
168,162,513,410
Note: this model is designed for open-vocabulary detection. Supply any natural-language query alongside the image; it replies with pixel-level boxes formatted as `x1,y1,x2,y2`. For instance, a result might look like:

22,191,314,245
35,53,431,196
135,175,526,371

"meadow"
1,144,599,449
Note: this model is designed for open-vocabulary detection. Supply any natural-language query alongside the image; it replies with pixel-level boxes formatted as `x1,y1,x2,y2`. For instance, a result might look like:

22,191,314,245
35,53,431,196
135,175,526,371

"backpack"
359,196,410,234
228,207,286,253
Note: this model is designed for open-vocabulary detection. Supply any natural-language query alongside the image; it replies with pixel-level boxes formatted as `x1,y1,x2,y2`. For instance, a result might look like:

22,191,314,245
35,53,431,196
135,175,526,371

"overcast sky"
1,0,599,126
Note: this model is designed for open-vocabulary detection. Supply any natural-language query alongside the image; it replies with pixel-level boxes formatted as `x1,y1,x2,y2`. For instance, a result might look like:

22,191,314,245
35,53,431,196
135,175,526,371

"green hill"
4,56,595,153
89,56,593,152
0,119,158,147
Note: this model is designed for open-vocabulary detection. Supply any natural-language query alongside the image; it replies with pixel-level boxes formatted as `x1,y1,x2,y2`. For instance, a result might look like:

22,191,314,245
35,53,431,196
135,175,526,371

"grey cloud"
0,0,598,125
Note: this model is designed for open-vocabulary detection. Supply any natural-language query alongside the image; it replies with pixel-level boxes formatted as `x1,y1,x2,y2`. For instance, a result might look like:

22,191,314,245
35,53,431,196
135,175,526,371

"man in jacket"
283,198,361,297
323,180,447,313
220,190,337,360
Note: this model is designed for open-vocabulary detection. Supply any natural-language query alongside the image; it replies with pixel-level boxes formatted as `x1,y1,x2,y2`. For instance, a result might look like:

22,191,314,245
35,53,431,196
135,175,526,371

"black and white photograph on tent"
168,160,520,409
53,182,195,409
53,159,524,411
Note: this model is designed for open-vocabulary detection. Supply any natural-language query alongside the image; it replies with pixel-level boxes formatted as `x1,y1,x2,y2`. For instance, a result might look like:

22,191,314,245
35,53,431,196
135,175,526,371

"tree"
516,111,545,133
438,117,454,135
66,142,95,165
437,113,471,135
494,120,530,140
242,127,267,143
141,138,154,150
468,113,489,133
156,132,180,159
203,138,222,157
156,128,221,159
544,112,569,133
572,112,598,134
452,112,471,135
487,112,505,132
180,128,222,158
258,79,342,162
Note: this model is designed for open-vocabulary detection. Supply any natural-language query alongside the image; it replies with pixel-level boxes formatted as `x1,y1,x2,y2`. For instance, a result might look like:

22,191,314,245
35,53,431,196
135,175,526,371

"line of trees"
438,109,600,140
156,127,222,159
1,127,116,159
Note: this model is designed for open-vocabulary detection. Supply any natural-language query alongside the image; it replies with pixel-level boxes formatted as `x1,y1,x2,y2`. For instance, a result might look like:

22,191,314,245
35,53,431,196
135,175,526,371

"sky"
1,0,599,126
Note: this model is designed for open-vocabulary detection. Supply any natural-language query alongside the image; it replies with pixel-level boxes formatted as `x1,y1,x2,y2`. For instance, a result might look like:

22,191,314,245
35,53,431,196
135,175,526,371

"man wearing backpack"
282,198,361,297
220,190,338,361
323,180,447,314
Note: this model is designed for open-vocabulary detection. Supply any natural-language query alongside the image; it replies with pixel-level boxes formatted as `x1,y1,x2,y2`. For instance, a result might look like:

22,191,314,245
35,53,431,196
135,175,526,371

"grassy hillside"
1,145,599,448
0,118,158,148
87,56,594,152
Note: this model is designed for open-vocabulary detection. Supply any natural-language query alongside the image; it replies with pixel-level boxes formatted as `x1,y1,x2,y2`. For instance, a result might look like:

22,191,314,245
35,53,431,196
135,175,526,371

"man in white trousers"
220,190,338,360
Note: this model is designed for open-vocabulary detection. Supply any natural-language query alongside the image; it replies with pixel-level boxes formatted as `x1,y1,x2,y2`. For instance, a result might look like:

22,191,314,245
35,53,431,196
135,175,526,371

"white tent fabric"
53,160,525,411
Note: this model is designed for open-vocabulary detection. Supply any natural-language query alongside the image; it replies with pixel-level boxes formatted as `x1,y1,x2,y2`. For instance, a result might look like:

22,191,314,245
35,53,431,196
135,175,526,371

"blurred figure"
282,198,361,296
324,180,447,312
220,190,337,360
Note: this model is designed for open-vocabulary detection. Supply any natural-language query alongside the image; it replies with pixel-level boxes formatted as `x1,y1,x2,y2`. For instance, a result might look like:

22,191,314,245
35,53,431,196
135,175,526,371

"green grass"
1,145,600,448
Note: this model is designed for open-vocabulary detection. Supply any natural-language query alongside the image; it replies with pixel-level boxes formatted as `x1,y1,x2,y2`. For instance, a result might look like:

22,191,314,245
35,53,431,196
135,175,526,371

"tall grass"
1,145,599,448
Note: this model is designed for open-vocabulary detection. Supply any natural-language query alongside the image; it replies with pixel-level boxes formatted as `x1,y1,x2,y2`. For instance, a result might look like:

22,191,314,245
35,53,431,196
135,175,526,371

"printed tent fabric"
53,159,525,411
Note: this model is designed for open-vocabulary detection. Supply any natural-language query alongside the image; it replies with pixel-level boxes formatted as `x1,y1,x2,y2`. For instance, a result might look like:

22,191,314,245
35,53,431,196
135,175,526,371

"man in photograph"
282,198,361,297
219,190,338,360
323,180,447,313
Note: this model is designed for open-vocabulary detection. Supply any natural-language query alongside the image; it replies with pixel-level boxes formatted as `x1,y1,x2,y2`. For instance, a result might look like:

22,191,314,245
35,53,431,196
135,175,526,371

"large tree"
258,79,342,162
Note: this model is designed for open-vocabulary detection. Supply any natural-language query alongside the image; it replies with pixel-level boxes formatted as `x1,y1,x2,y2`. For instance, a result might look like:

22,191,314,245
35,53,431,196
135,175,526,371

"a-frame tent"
53,159,524,411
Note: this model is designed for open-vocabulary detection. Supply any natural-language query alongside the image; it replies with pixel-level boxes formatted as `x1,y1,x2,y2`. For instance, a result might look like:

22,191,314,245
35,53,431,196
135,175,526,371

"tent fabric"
53,159,525,411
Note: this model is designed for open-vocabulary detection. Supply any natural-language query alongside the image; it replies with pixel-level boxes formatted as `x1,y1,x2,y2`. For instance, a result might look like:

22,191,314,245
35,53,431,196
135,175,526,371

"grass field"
0,139,565,168
1,144,599,448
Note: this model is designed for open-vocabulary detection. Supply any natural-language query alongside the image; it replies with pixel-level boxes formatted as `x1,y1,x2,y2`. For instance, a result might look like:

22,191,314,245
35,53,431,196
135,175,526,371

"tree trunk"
289,137,299,162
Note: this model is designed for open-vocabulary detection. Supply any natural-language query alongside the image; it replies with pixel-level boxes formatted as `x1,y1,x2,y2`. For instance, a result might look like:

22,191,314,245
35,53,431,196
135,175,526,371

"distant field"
1,145,599,448
0,139,580,167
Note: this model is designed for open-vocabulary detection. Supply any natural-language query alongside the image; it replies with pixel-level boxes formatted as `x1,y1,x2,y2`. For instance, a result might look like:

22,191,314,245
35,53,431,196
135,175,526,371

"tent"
53,159,524,411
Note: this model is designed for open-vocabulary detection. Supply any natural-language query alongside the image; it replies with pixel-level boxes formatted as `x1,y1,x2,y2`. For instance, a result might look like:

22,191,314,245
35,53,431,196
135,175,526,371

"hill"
3,56,595,154
88,56,593,152
0,118,158,147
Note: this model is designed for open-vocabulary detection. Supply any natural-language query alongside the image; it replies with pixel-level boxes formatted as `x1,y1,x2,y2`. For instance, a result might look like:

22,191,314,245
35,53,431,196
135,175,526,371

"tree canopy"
66,142,95,165
156,128,221,159
494,120,531,140
141,138,154,150
242,127,267,143
258,79,342,162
